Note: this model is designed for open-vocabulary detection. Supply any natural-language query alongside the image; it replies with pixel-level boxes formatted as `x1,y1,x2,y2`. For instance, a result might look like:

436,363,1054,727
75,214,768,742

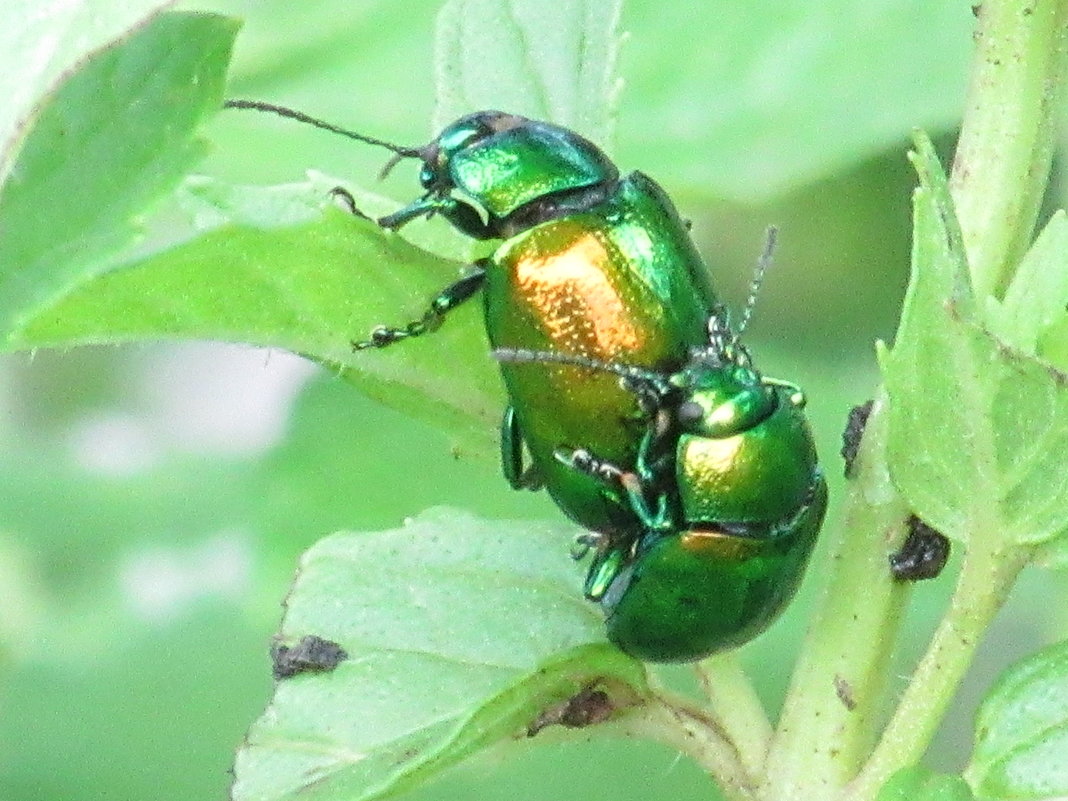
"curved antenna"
377,150,411,181
736,225,777,338
493,347,670,387
223,100,423,161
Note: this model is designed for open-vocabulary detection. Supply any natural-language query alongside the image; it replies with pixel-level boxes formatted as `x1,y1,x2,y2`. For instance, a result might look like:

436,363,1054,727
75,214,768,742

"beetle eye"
419,164,436,189
677,401,704,427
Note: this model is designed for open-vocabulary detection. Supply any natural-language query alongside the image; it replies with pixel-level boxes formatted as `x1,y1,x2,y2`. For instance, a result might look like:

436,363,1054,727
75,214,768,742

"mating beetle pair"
226,102,827,661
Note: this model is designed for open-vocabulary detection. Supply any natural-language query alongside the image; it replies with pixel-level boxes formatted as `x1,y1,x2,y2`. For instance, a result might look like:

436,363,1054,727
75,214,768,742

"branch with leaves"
1,2,1067,801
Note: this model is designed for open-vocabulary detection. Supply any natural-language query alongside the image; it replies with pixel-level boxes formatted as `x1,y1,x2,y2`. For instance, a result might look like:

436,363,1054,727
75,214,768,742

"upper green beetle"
324,107,726,541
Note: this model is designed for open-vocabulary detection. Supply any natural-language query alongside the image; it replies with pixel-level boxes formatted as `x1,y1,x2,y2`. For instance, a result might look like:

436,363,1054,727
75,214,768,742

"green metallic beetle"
345,109,725,540
496,308,826,662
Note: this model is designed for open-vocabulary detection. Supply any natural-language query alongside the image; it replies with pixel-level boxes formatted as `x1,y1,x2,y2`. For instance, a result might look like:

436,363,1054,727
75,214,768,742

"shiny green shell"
605,478,826,662
483,171,718,534
436,114,617,219
675,382,817,526
602,384,827,662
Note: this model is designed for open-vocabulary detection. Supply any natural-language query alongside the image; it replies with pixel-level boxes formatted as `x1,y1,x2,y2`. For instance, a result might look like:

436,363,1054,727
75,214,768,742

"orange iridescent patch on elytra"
680,529,763,560
512,225,652,359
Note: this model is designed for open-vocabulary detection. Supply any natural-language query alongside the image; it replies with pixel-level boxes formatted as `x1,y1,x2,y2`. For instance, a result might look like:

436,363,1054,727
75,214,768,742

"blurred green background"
1,1,1066,800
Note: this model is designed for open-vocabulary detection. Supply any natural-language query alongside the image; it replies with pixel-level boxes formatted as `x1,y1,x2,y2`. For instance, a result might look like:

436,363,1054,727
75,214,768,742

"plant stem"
949,0,1068,299
694,652,773,781
842,543,1030,801
759,4,1068,800
759,396,914,801
827,5,1068,796
627,683,757,801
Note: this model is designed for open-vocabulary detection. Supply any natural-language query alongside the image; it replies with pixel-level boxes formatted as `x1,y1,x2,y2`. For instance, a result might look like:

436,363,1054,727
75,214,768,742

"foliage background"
0,1,1065,800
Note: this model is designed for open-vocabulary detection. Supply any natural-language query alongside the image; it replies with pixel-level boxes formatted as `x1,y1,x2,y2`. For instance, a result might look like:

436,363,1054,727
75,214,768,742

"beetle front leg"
554,447,671,533
378,195,500,239
328,187,373,221
352,263,487,350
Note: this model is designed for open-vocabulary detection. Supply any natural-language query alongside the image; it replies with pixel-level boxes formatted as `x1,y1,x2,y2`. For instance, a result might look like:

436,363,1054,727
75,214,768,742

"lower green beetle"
497,308,827,662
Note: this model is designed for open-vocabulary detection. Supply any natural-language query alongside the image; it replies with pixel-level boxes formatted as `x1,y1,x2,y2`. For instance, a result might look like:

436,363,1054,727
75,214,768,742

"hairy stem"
759,396,913,801
949,0,1068,298
843,544,1030,801
626,682,757,801
694,652,773,780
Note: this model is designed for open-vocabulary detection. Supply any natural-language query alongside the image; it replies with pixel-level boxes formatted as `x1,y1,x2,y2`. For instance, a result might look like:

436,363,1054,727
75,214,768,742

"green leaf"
879,133,1068,549
0,12,237,342
4,181,503,454
232,508,649,801
985,211,1068,358
966,640,1068,800
433,0,622,144
0,0,175,182
877,767,974,801
619,0,972,202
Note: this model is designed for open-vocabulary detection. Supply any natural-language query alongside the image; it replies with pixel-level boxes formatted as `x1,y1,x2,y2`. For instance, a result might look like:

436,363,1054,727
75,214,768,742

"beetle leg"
555,447,626,486
570,531,607,560
328,186,373,221
352,262,487,350
618,472,672,533
583,544,627,602
555,446,671,534
377,193,501,239
500,406,543,490
377,195,441,230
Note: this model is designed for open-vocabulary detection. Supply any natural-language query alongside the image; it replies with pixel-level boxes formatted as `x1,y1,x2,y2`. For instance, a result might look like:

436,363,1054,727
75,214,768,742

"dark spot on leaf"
527,685,614,736
271,634,348,680
391,747,421,769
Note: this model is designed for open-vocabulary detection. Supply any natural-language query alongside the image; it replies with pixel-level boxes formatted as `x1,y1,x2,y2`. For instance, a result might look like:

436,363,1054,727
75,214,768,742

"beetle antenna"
736,225,777,338
493,348,666,386
494,348,676,410
223,100,423,162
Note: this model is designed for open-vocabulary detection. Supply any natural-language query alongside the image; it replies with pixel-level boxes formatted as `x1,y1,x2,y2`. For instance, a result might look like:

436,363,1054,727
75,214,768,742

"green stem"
694,652,773,780
949,0,1068,298
626,683,757,801
842,544,1030,801
758,4,1068,800
759,396,913,801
